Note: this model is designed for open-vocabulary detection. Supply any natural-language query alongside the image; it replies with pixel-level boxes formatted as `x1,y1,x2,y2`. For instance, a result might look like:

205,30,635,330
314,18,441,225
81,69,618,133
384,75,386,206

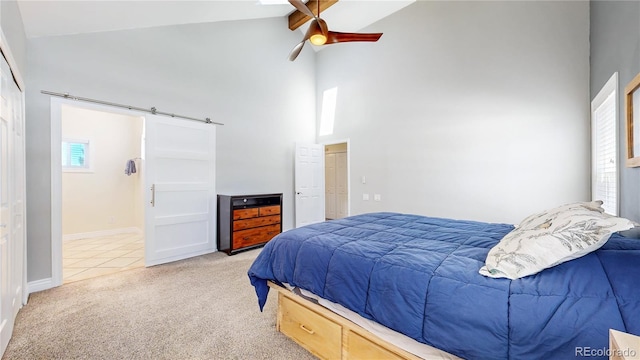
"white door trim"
19,89,27,306
321,139,351,218
49,98,148,287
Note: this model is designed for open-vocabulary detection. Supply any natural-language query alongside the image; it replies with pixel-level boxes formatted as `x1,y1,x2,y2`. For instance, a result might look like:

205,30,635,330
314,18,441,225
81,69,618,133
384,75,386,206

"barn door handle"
151,184,156,207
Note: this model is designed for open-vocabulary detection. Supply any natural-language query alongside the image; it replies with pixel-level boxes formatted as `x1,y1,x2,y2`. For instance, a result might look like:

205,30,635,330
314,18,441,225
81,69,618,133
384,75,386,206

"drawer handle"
299,324,315,335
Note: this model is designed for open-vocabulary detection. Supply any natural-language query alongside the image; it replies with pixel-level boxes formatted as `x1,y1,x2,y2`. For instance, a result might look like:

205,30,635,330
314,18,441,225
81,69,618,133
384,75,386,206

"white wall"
0,0,27,78
25,17,316,282
316,1,591,224
61,105,143,236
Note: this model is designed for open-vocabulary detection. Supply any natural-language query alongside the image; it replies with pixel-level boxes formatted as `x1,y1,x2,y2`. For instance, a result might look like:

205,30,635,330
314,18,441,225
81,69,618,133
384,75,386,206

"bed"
248,209,640,359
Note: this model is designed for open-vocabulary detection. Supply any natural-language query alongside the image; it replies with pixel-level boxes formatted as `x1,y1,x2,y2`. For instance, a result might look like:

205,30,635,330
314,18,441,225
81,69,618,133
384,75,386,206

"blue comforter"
248,212,640,359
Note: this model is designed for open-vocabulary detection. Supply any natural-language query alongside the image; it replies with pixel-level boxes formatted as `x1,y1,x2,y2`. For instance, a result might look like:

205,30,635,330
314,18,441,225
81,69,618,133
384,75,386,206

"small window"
319,87,338,136
591,73,618,215
62,139,91,171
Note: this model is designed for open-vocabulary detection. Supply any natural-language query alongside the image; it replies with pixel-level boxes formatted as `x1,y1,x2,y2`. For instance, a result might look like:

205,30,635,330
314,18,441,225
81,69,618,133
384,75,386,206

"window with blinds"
62,139,91,171
591,73,618,215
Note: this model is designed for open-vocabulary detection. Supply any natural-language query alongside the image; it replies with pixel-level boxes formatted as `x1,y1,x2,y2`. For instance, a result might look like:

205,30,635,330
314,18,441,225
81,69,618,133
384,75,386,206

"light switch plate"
363,193,370,201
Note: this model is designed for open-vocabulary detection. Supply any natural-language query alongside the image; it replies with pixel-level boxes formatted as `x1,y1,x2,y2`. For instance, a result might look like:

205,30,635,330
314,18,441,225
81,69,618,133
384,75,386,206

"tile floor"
63,232,144,284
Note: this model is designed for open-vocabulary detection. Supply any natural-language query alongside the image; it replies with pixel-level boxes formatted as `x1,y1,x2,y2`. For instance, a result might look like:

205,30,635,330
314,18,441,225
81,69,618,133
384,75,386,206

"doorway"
50,96,218,288
324,141,349,220
60,104,145,283
294,141,351,227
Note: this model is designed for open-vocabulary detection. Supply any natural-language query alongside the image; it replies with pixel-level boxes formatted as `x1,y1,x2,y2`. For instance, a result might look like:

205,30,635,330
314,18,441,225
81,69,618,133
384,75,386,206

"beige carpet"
2,249,316,360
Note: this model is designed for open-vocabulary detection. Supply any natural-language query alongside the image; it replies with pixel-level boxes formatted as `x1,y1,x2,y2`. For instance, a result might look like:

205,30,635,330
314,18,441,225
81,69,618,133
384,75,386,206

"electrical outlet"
374,194,381,201
363,193,370,201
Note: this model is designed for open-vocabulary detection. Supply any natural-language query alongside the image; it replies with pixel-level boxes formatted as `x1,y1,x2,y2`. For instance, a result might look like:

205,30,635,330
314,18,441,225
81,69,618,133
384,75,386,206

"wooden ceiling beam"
288,0,339,31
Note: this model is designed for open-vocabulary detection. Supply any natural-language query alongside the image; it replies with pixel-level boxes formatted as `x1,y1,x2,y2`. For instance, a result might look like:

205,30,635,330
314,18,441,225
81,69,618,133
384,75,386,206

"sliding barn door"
144,115,216,266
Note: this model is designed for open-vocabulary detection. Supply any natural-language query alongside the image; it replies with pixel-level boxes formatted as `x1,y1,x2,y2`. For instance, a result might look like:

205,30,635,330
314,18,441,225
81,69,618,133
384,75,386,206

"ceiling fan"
287,0,383,61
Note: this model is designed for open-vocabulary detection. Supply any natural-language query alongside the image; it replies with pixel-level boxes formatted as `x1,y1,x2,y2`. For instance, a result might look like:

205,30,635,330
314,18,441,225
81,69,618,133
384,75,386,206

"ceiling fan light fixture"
310,33,327,46
308,20,327,46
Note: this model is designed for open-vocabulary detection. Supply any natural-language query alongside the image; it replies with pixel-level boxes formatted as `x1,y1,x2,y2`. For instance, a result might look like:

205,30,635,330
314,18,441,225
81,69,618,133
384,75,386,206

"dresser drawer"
232,224,281,248
233,208,259,220
279,294,342,360
233,215,281,231
259,205,281,216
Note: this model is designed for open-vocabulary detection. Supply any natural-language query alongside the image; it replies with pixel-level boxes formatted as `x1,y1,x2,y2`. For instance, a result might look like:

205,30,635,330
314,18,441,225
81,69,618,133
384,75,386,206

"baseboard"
63,227,142,241
27,278,54,295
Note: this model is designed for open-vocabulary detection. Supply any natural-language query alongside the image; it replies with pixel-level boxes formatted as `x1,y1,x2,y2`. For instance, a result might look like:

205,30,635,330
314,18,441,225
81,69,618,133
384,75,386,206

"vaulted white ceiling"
16,0,415,39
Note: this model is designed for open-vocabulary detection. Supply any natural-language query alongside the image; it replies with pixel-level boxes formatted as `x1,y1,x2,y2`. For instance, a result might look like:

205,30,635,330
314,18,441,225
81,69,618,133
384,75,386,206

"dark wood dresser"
217,193,283,255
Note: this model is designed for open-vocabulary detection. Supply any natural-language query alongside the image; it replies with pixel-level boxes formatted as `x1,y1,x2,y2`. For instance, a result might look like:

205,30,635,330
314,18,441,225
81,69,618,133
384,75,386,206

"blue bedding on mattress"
247,212,640,359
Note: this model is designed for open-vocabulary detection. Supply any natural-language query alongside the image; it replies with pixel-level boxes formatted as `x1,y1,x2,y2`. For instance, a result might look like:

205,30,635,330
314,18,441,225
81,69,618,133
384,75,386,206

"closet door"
0,61,11,353
8,65,24,321
0,52,23,356
335,152,348,219
144,114,216,266
325,153,336,220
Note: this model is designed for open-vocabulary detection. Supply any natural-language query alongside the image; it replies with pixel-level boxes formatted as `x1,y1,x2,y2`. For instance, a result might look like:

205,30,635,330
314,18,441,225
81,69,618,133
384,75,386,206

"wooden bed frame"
270,281,640,360
268,281,423,360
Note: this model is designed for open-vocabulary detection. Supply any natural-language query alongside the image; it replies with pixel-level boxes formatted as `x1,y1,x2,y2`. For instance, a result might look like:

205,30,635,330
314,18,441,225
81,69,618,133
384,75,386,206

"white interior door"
8,74,23,321
144,115,216,266
295,143,325,228
0,53,23,356
0,74,11,354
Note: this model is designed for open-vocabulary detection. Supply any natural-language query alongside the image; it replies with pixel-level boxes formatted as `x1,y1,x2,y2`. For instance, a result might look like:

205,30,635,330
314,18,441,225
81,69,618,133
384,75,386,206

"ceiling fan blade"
326,31,383,44
288,0,316,19
288,41,306,61
289,21,315,61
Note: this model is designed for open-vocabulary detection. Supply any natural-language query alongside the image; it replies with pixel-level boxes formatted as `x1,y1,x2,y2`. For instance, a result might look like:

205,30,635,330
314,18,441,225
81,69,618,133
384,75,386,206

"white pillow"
479,201,635,279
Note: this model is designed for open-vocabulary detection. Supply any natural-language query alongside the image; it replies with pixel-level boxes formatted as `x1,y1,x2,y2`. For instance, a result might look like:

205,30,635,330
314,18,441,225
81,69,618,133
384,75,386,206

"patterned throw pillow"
479,201,635,279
